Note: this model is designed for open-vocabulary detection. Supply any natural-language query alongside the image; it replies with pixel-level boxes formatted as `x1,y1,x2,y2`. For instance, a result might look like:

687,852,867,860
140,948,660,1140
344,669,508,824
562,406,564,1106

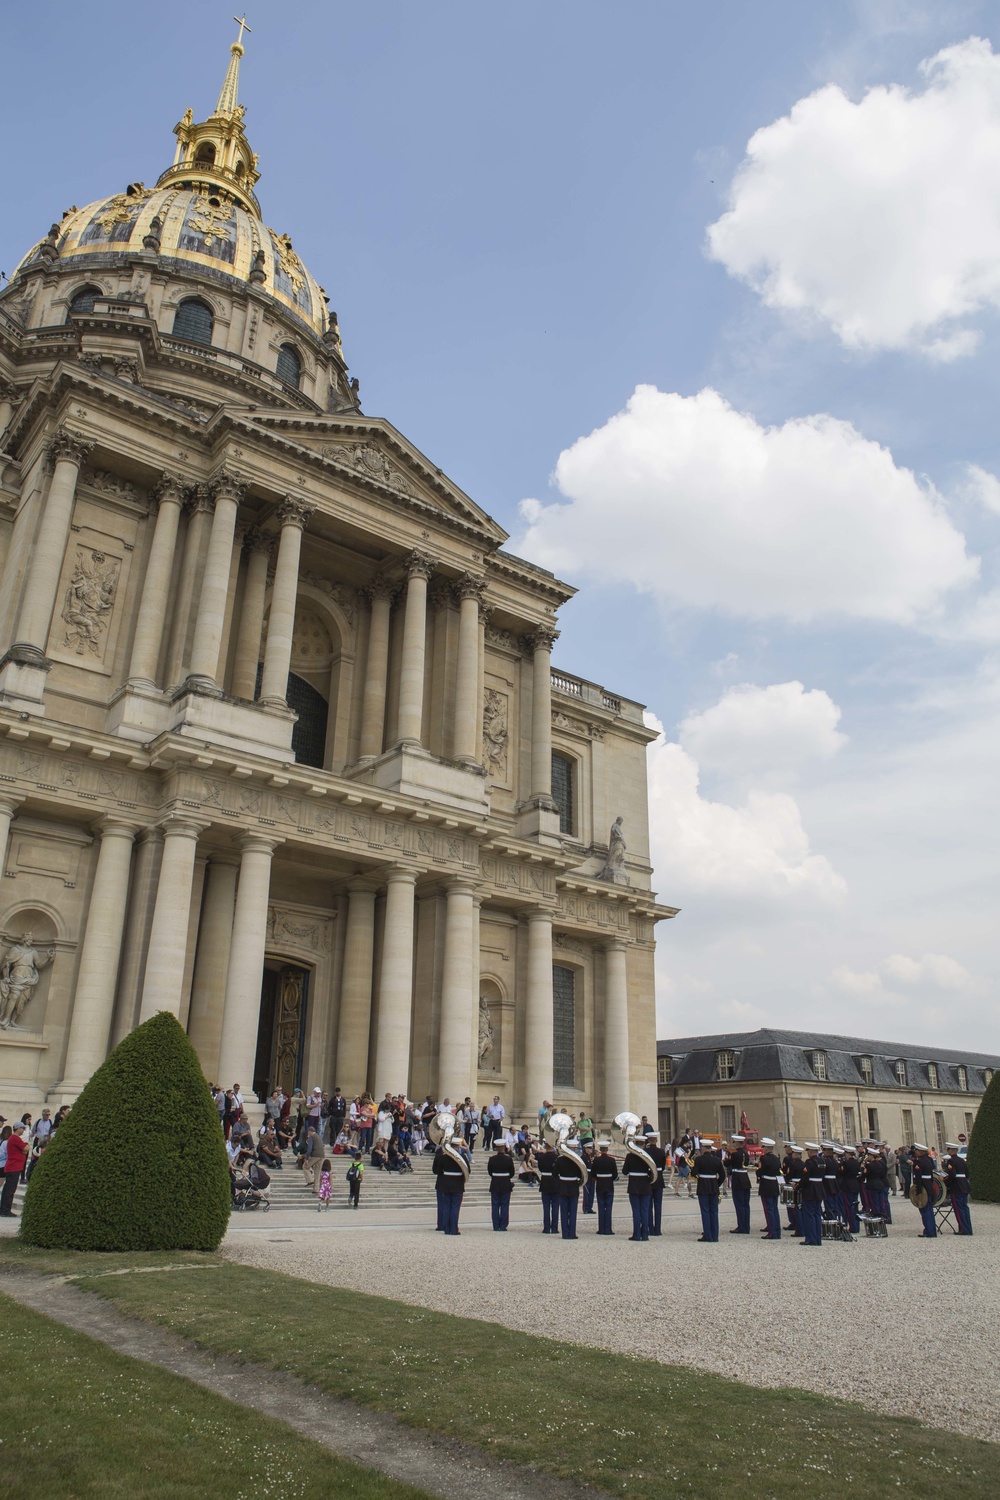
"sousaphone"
549,1110,588,1186
429,1109,470,1181
613,1109,657,1185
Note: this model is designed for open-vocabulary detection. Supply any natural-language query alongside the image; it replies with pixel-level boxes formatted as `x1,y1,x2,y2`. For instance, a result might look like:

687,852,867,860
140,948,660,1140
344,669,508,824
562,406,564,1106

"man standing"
432,1142,468,1235
798,1144,826,1246
554,1142,585,1240
727,1134,752,1235
581,1143,597,1214
756,1137,782,1239
943,1144,972,1235
820,1142,842,1224
911,1144,938,1239
487,1141,515,1231
623,1137,654,1242
30,1109,53,1149
328,1087,347,1144
302,1126,325,1195
536,1136,558,1234
484,1095,505,1151
0,1124,28,1216
645,1132,667,1236
537,1099,552,1141
693,1140,726,1242
783,1144,805,1236
590,1140,618,1235
841,1145,862,1234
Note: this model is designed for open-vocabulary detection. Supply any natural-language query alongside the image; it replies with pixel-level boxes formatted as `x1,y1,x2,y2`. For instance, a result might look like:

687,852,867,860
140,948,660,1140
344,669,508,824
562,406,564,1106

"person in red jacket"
0,1123,28,1216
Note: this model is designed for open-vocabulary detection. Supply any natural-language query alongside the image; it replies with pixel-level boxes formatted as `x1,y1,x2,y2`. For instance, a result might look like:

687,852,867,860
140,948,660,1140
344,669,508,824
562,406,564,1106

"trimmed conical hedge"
20,1011,231,1251
968,1069,1000,1204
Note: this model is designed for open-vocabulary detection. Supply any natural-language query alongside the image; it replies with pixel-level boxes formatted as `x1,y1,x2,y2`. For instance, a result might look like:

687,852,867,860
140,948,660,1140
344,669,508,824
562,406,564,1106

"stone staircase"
248,1145,535,1213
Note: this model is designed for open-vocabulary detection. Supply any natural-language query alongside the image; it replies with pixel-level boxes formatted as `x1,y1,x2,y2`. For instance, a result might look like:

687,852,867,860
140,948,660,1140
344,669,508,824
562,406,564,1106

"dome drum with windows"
11,25,332,351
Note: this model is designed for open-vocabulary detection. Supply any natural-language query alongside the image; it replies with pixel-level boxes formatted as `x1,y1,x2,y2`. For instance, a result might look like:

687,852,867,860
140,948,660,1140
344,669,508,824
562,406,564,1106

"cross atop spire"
215,15,251,116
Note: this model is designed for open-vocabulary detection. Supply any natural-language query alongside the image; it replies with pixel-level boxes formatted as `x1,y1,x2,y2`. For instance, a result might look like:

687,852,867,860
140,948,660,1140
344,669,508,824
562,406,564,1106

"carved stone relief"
482,687,509,780
60,547,120,657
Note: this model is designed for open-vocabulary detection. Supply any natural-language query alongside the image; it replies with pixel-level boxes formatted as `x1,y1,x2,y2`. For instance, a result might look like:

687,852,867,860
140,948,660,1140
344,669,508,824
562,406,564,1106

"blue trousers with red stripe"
952,1192,973,1234
761,1196,781,1237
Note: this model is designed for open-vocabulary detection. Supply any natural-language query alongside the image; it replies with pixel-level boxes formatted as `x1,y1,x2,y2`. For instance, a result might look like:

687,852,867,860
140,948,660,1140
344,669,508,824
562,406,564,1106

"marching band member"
756,1137,782,1239
623,1137,654,1241
590,1140,619,1234
943,1144,972,1236
798,1143,826,1247
645,1131,667,1236
487,1140,515,1231
554,1135,585,1240
727,1134,752,1235
864,1145,891,1224
536,1136,558,1234
840,1145,862,1234
910,1144,937,1239
783,1144,804,1236
431,1136,467,1236
820,1142,842,1222
693,1140,726,1242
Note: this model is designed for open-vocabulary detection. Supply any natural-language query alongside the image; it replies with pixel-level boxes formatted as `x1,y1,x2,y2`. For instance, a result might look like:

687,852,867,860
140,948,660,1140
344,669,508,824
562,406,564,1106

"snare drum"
860,1214,888,1239
780,1184,797,1205
821,1218,845,1240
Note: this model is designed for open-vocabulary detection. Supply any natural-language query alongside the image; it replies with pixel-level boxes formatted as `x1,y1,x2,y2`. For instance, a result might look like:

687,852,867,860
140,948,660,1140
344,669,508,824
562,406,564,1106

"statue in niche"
598,815,630,886
0,932,56,1030
478,995,496,1070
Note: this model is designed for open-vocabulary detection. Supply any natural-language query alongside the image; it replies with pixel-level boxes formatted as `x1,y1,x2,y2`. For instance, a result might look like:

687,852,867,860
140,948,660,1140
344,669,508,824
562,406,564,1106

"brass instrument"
613,1110,657,1185
549,1110,588,1187
428,1109,470,1182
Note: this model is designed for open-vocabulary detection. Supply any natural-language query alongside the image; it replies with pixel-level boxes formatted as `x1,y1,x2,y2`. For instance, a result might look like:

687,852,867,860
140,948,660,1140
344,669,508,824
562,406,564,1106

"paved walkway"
0,1271,602,1500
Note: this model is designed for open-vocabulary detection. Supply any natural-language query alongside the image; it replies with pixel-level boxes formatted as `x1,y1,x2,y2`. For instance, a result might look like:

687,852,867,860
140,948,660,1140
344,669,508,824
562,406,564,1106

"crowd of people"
0,1106,69,1217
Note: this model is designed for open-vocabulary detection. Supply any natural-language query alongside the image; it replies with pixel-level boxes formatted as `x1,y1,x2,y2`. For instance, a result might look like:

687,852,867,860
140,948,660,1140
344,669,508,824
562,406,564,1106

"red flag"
740,1110,750,1135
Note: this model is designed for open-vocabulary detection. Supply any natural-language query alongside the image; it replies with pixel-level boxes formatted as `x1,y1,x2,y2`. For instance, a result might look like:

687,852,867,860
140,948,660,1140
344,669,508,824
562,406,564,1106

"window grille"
894,1059,907,1086
657,1055,672,1085
866,1108,880,1138
719,1105,736,1134
901,1110,914,1147
957,1066,968,1091
818,1106,831,1138
842,1107,856,1144
859,1056,873,1086
811,1050,827,1081
172,297,214,345
66,285,101,319
934,1111,946,1154
552,965,576,1089
551,753,574,835
716,1050,736,1081
276,342,302,388
927,1062,939,1089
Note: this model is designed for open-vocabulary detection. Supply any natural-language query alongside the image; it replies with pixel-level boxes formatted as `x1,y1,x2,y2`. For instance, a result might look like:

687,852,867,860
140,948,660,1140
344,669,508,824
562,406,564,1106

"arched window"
552,965,576,1089
172,297,214,346
276,342,302,388
66,285,101,320
194,143,216,166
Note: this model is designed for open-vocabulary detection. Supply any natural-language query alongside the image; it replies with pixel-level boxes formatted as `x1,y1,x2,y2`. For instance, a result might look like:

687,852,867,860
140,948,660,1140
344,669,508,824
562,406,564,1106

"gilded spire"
215,15,251,116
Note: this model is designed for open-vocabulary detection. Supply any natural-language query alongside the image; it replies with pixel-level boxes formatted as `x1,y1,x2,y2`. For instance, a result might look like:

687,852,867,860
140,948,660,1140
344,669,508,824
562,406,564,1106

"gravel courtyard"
224,1193,1000,1445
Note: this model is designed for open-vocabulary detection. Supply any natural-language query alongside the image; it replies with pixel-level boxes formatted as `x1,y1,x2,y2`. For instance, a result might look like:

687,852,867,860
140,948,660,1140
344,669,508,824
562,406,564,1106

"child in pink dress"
317,1160,333,1211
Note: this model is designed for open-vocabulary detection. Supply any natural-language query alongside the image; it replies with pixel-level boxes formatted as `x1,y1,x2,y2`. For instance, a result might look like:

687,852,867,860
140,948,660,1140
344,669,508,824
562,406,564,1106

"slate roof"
656,1028,999,1094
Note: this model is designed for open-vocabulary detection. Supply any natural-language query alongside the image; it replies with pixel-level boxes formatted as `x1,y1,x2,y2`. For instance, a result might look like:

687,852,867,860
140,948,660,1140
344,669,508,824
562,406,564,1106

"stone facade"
0,40,676,1117
656,1029,998,1150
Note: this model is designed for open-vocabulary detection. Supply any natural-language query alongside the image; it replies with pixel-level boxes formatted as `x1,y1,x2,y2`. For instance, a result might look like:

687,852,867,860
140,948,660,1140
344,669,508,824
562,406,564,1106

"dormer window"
859,1056,873,1086
809,1050,828,1081
957,1066,968,1091
894,1059,907,1086
657,1055,673,1085
276,342,302,388
927,1062,939,1089
717,1049,736,1081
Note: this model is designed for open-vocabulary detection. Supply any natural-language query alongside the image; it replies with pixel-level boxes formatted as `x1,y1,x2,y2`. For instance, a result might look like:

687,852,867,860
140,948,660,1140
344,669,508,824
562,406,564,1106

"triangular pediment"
240,412,508,544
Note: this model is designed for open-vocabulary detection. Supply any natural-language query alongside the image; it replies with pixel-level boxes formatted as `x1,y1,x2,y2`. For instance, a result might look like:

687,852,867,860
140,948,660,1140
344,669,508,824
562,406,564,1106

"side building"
656,1029,998,1151
0,35,676,1118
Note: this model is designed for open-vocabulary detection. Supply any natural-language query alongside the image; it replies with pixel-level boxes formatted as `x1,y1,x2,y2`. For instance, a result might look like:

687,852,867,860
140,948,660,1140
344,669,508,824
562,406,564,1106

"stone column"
258,496,312,706
230,529,272,699
438,877,476,1099
453,575,485,764
396,553,434,748
470,895,482,1091
358,576,393,760
0,380,19,443
186,854,239,1081
372,867,417,1098
603,937,630,1118
335,880,377,1096
522,910,554,1111
164,487,213,688
109,825,163,1048
186,471,244,690
138,816,205,1022
216,834,280,1092
59,817,138,1093
126,474,185,688
528,626,559,803
0,794,23,874
12,429,93,655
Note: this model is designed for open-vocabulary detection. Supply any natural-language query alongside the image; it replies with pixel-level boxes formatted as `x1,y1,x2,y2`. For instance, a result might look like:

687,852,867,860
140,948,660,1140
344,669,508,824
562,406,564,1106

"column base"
514,797,563,844
0,647,52,715
166,688,297,762
349,744,489,818
107,680,172,742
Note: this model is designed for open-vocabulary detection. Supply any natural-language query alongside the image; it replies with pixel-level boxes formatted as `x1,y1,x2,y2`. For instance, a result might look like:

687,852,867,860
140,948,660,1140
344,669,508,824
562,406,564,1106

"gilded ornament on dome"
271,231,305,292
93,189,152,233
185,195,236,246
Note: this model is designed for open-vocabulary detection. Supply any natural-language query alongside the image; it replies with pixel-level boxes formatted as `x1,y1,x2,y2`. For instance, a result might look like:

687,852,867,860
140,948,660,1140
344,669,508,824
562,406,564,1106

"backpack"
346,1163,360,1184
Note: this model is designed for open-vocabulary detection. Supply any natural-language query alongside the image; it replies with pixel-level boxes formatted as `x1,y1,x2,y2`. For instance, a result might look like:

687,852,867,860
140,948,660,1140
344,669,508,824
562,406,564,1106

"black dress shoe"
697,1235,709,1241
628,1235,641,1241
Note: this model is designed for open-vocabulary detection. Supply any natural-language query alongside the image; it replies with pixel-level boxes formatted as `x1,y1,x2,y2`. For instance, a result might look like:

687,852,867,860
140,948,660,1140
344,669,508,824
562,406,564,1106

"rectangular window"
957,1066,968,1091
934,1111,946,1154
659,1108,672,1141
552,964,576,1089
818,1106,832,1139
811,1051,827,1081
866,1107,879,1139
551,753,575,836
842,1106,856,1145
964,1112,974,1136
927,1062,939,1089
894,1059,907,1086
717,1050,736,1081
719,1105,736,1134
901,1109,914,1147
657,1055,673,1085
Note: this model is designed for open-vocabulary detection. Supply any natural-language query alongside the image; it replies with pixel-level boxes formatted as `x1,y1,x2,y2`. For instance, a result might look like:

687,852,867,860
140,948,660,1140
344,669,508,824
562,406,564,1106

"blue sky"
3,1,998,1050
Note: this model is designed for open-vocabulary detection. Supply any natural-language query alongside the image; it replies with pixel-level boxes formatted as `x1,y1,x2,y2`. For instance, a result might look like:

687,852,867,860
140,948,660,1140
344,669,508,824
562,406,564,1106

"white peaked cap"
761,1137,776,1147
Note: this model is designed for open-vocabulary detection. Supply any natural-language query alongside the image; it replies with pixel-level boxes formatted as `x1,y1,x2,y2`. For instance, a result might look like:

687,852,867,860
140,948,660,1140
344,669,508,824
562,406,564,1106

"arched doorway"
253,960,311,1100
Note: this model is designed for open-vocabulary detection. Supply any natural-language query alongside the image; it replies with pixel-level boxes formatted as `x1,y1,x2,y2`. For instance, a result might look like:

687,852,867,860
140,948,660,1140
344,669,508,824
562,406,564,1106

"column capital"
93,813,141,840
384,865,418,888
346,875,380,896
151,472,186,509
604,935,629,953
242,525,275,559
237,831,283,856
363,573,396,606
523,624,559,654
428,579,456,613
47,428,93,471
185,482,215,517
0,792,25,819
210,469,246,508
526,907,554,926
444,874,478,895
456,572,487,603
405,550,435,581
206,849,242,868
157,813,210,840
276,494,314,529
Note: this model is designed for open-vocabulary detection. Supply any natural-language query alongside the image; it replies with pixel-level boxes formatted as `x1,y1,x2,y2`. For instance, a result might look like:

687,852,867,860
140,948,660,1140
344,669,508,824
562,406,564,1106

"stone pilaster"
527,626,558,805
137,816,206,1022
186,854,239,1082
396,553,434,748
602,937,630,1118
0,794,24,875
372,867,417,1097
453,575,485,764
438,876,476,1100
164,486,213,688
258,496,313,707
522,910,554,1112
230,528,272,699
358,576,394,760
335,879,378,1096
126,474,185,688
186,470,244,691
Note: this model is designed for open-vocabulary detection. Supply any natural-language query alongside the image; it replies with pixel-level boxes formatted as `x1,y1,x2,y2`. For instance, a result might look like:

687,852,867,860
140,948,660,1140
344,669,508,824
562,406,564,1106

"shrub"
20,1010,231,1251
967,1068,1000,1204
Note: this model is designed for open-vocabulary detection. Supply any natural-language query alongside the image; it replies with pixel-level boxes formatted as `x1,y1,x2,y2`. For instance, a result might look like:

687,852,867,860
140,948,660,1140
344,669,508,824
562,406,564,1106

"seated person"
370,1139,389,1170
518,1148,540,1185
229,1111,253,1152
275,1118,295,1150
387,1139,413,1173
257,1124,283,1169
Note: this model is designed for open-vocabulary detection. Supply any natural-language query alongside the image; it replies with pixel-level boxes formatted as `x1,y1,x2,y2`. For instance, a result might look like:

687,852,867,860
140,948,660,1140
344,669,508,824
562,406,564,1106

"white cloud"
707,37,1000,357
519,385,976,623
679,681,846,780
719,999,767,1025
883,952,981,990
646,714,846,905
831,965,906,1006
955,462,1000,515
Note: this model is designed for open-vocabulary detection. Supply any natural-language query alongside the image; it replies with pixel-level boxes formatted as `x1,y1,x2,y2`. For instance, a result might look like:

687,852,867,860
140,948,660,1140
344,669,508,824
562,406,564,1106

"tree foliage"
20,1010,231,1250
967,1068,1000,1203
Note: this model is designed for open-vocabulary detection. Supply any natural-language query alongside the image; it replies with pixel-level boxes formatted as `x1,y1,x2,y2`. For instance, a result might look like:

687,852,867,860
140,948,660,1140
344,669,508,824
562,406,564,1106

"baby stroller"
232,1160,271,1211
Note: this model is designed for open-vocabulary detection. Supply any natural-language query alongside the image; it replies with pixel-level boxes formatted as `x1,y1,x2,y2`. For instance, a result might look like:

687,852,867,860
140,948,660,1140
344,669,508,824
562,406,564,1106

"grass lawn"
0,1292,431,1500
1,1241,996,1499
